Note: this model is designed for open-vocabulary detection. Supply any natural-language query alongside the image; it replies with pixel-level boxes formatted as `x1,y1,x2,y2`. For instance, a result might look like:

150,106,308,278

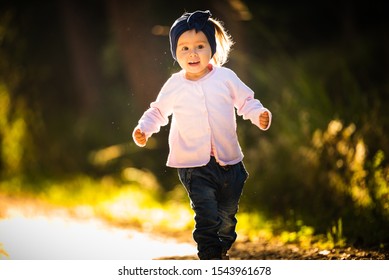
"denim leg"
178,158,248,260
178,164,222,259
218,162,248,251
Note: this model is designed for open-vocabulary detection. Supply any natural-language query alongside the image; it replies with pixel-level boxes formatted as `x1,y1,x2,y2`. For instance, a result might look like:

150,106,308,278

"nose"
189,48,198,56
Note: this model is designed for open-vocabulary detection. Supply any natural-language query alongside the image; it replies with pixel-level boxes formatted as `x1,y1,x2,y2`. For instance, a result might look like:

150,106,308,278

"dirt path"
0,195,196,260
1,194,388,260
160,239,389,260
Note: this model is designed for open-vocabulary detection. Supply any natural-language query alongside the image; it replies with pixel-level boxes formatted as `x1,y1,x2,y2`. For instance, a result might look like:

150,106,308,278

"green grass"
0,171,341,249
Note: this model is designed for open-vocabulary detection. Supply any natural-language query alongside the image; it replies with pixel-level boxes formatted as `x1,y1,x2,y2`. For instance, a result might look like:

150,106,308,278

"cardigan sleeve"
133,77,176,144
229,69,272,130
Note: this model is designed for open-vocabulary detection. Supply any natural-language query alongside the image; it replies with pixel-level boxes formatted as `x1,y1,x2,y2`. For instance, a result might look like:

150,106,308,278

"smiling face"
176,29,212,81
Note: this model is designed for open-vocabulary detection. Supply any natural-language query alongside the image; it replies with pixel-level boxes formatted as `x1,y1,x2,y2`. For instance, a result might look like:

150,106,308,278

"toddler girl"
133,10,271,260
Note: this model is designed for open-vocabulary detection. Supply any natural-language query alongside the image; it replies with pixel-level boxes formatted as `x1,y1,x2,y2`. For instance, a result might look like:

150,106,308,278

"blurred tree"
0,0,388,245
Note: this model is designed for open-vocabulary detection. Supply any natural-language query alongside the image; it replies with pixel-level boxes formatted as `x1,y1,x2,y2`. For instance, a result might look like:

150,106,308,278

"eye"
197,44,205,49
181,46,189,51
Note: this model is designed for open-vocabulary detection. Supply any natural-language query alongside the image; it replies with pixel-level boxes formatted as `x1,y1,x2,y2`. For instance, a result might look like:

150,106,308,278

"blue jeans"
178,157,248,259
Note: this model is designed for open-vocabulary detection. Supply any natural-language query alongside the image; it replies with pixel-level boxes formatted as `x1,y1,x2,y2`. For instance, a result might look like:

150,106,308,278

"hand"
259,111,270,129
134,128,147,146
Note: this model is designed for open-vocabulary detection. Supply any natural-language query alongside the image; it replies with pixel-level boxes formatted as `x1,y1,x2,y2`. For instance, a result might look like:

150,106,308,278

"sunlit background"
1,0,388,259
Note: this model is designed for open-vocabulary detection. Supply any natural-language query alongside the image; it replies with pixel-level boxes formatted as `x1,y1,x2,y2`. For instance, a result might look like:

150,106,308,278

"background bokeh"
1,0,388,247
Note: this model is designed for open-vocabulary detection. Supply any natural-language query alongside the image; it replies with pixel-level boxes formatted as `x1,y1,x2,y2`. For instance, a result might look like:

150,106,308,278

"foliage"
1,1,388,248
0,171,194,233
239,45,389,246
0,173,343,250
0,13,27,178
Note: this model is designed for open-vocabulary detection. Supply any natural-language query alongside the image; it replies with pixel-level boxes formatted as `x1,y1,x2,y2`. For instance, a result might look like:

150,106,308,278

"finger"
134,129,146,144
259,115,269,128
137,139,146,145
135,134,146,142
135,130,144,137
135,129,145,137
260,115,269,121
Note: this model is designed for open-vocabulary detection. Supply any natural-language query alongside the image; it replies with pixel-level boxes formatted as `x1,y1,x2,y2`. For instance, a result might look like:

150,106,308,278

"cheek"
177,49,189,58
200,51,212,61
176,54,186,66
176,57,187,70
199,48,212,58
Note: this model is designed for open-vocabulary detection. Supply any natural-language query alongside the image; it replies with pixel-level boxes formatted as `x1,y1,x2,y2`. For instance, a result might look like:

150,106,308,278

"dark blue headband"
169,10,216,61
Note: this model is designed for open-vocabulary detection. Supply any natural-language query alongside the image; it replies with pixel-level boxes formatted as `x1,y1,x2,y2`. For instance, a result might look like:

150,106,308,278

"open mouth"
188,61,200,66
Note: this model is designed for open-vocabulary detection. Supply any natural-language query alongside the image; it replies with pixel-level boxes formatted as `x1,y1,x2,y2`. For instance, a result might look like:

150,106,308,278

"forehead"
177,29,208,44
